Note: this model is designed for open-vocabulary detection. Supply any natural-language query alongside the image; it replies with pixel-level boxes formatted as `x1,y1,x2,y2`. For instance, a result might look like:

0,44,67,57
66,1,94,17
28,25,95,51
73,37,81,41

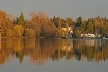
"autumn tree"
0,10,7,37
24,28,35,37
38,12,56,38
2,14,14,37
29,12,41,36
25,12,56,37
60,19,66,28
13,25,24,37
102,21,108,37
56,17,62,38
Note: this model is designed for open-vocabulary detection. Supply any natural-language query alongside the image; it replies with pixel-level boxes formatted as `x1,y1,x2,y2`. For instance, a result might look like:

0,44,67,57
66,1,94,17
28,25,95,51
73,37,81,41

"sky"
0,0,108,20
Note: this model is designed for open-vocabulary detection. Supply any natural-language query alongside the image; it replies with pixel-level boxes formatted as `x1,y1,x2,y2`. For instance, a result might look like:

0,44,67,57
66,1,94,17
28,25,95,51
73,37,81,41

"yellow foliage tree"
13,25,24,37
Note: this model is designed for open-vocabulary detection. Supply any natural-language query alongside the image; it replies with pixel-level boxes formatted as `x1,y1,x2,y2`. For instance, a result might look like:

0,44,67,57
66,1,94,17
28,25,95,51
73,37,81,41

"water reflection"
0,38,108,65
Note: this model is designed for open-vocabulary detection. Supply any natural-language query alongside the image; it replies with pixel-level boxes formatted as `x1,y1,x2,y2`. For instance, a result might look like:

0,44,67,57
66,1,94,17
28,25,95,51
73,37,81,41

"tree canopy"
0,10,108,38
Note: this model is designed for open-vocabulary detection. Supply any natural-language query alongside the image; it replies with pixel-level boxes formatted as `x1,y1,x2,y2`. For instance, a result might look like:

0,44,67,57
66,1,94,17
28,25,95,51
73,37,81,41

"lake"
0,38,108,72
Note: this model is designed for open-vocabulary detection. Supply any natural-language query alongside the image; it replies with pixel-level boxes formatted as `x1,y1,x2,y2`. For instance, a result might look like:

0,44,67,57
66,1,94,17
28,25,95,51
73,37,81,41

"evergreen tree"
52,16,58,28
18,12,25,26
86,19,94,33
75,16,84,28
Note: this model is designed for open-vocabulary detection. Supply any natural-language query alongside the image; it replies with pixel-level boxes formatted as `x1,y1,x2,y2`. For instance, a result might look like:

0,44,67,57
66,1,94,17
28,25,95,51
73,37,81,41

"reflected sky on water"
0,38,108,72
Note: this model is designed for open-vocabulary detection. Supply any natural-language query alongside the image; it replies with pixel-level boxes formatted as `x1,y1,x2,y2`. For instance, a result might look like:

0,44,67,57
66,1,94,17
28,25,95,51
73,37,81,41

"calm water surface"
0,38,108,72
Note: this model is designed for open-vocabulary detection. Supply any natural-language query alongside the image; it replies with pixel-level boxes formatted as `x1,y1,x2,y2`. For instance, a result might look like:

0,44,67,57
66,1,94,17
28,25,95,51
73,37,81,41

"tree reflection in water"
0,38,108,65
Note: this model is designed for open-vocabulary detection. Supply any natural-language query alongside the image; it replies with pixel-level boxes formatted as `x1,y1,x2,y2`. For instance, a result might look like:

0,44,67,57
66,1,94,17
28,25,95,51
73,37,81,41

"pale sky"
0,0,108,20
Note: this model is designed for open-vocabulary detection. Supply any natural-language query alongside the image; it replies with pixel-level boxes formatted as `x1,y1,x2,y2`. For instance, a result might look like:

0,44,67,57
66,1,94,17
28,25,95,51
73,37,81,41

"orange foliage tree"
25,11,56,37
0,10,7,36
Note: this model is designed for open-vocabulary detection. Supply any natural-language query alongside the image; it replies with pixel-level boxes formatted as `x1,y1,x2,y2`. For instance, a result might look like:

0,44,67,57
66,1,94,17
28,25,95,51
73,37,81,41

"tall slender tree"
0,10,7,49
18,12,25,26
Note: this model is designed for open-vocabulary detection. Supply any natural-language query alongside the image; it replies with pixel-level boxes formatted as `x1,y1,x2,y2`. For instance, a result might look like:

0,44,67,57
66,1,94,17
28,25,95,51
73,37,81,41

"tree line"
0,10,108,38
